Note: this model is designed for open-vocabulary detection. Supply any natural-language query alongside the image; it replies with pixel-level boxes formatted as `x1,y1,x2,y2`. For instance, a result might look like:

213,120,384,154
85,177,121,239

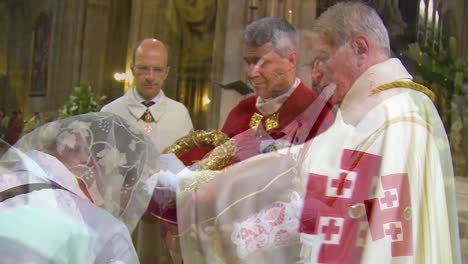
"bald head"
132,38,168,66
131,38,170,100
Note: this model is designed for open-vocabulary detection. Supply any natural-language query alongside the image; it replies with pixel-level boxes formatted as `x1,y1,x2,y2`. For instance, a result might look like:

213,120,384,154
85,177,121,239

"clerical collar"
132,87,162,106
256,78,300,116
262,78,300,101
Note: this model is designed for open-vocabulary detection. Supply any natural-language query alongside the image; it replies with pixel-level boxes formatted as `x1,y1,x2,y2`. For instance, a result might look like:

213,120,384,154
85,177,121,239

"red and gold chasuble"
221,82,333,142
176,82,334,167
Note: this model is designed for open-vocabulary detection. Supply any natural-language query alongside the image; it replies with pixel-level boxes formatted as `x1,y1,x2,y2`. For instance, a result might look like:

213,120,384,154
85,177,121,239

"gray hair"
312,1,391,55
243,17,299,57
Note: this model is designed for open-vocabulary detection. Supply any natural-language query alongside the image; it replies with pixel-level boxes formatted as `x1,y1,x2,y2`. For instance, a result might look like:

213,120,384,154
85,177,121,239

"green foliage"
408,35,468,131
59,83,107,119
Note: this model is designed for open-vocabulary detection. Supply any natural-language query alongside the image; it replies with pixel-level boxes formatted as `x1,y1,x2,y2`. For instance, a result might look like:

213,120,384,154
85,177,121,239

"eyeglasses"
134,65,168,75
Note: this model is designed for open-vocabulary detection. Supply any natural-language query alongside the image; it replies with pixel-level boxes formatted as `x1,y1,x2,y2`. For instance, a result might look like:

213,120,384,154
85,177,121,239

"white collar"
126,87,167,122
256,78,301,115
132,87,163,105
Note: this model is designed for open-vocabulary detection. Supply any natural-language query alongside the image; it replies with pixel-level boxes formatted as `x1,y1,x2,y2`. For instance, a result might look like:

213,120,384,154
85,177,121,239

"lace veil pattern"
2,112,160,231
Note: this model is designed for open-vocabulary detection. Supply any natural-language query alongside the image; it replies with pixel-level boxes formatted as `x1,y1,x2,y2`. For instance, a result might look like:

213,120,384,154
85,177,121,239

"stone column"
296,0,318,87
0,1,10,109
101,0,131,100
79,0,112,95
47,0,130,107
213,0,249,128
5,0,33,113
462,0,468,59
47,0,87,110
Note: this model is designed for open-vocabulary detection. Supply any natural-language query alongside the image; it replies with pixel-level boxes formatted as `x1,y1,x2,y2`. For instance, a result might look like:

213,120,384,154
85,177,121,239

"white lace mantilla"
231,192,302,258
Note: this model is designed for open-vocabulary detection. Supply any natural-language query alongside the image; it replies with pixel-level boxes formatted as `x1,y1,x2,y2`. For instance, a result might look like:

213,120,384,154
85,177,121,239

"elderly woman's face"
55,132,91,170
55,130,131,211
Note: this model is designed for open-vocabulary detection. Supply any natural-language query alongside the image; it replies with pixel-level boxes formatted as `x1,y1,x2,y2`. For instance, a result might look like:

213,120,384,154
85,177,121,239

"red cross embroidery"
380,190,398,208
365,173,413,257
384,222,402,241
300,149,382,263
322,218,341,241
331,172,354,195
143,124,152,133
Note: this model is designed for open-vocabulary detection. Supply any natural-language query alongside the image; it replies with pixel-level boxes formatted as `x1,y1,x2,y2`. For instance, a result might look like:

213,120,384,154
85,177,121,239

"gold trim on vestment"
371,80,435,102
265,112,279,130
180,170,222,193
249,112,280,131
249,112,263,129
195,140,237,171
162,129,230,157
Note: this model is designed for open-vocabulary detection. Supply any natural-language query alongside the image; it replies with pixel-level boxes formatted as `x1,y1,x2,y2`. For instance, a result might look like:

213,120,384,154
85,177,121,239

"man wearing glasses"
101,38,193,152
221,17,334,149
298,2,461,263
176,17,335,169
101,38,193,264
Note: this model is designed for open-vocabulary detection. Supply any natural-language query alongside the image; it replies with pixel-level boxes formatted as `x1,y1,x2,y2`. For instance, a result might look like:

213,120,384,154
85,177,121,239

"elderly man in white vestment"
171,2,461,264
101,38,193,263
297,2,462,263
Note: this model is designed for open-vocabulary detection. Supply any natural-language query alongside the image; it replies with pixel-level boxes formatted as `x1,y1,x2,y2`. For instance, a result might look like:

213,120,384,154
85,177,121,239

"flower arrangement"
59,83,107,119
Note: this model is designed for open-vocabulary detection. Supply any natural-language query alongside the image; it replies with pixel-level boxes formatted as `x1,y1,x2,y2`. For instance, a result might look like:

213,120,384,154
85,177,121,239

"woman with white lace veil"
0,112,160,263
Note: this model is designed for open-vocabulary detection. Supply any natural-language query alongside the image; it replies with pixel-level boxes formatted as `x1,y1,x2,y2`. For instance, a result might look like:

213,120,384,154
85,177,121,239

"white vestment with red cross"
298,59,461,264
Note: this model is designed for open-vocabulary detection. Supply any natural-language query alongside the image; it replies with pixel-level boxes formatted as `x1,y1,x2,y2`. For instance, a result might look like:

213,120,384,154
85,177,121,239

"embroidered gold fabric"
371,80,435,102
249,112,263,129
248,112,280,131
162,129,230,157
196,140,237,170
180,170,222,193
265,112,279,131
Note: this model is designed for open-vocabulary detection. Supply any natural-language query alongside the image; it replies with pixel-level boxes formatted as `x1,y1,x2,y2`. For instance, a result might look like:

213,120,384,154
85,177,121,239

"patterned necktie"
141,101,155,122
142,101,155,108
